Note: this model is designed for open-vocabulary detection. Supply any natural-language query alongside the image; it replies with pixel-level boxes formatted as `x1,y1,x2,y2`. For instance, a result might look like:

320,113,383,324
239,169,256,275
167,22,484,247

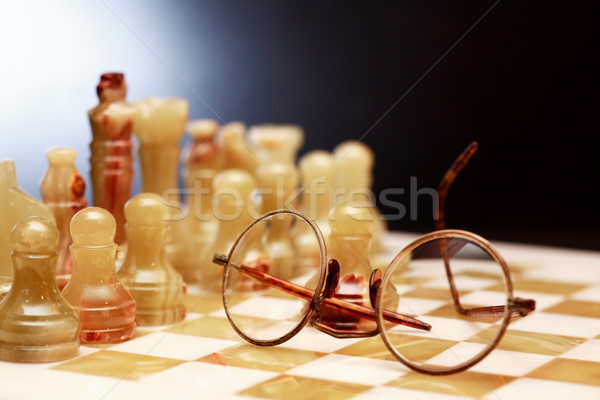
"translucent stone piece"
0,217,79,362
333,140,385,254
256,161,299,279
203,169,256,290
133,97,195,284
298,150,336,239
88,72,136,246
118,193,186,326
40,147,87,289
180,119,223,282
318,203,380,333
219,122,260,174
62,207,136,343
248,124,304,164
0,159,55,299
133,97,189,194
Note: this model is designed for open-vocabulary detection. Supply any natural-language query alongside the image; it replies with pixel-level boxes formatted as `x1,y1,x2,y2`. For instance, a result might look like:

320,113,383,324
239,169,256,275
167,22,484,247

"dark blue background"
1,1,597,249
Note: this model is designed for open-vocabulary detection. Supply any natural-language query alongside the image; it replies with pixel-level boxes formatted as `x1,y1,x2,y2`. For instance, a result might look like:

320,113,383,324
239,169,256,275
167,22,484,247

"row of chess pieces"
0,72,385,363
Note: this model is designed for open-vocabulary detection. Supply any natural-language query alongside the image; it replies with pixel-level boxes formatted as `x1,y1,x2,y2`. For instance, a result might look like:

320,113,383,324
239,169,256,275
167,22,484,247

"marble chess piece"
62,207,136,343
203,169,257,290
333,141,385,255
40,147,87,289
256,161,299,279
0,217,79,362
133,97,196,283
88,72,136,246
181,119,223,282
0,159,55,298
118,193,186,326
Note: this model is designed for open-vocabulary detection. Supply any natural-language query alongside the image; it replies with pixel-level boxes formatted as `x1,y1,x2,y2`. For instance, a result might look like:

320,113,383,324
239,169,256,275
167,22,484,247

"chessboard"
0,233,598,400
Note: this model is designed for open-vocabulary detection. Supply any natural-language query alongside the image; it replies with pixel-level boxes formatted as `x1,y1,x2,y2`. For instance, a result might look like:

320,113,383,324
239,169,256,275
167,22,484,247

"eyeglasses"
212,142,535,375
213,210,535,375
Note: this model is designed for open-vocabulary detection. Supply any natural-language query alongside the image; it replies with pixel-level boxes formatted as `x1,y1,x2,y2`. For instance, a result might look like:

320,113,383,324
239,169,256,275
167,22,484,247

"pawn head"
213,169,256,200
124,193,169,226
329,202,373,236
256,161,299,196
333,141,374,170
10,217,59,255
71,207,116,246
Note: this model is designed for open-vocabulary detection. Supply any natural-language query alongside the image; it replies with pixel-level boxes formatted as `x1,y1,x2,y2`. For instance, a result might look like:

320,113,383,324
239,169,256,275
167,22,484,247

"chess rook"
62,207,136,343
133,97,196,284
0,217,79,362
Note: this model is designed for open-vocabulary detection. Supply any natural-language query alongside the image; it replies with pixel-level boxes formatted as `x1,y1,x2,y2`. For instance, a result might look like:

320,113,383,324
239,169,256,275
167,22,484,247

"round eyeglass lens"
222,210,326,345
377,231,511,374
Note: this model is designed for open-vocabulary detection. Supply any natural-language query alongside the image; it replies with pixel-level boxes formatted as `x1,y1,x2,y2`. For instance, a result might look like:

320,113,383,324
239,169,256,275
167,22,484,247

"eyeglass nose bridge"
312,259,384,339
318,259,340,303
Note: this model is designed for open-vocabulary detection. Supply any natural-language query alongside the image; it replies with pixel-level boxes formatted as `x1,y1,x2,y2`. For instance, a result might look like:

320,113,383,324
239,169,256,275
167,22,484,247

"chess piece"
298,150,336,238
40,148,87,289
180,119,222,282
248,124,304,164
0,217,79,362
118,193,186,326
317,203,379,333
88,72,136,246
256,161,299,279
62,207,136,343
295,150,336,273
333,141,385,255
134,97,189,194
220,122,261,173
203,169,256,290
133,97,196,282
0,159,55,299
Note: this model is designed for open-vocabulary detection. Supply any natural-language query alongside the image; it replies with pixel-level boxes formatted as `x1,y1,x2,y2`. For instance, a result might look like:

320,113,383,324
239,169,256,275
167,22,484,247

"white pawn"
293,151,336,274
256,161,299,279
333,141,374,205
298,150,336,238
203,169,257,290
321,203,378,333
333,141,385,255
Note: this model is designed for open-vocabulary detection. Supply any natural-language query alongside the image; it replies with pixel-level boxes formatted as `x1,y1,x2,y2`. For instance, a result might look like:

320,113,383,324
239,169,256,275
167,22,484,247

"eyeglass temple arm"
435,143,536,318
436,141,478,232
459,297,536,318
213,254,431,332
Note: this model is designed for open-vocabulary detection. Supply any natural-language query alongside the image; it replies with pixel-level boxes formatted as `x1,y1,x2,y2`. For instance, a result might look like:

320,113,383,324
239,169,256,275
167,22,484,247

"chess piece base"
0,341,78,363
80,323,137,344
135,305,186,326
